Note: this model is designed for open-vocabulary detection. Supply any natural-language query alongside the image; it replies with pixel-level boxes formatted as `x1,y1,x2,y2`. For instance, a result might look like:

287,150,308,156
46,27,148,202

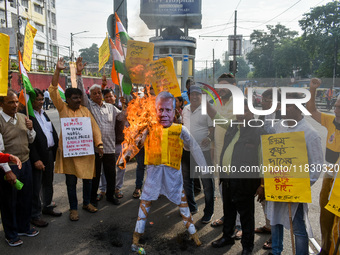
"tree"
299,1,340,78
247,24,298,78
79,43,99,64
273,38,311,78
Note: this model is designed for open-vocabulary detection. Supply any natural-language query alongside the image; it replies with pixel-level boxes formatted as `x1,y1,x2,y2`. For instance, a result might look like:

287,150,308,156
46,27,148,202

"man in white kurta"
132,91,207,251
266,93,323,255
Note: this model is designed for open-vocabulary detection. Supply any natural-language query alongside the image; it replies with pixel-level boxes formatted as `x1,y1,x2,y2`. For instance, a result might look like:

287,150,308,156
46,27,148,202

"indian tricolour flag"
110,39,132,95
115,12,131,46
58,84,66,101
18,51,35,117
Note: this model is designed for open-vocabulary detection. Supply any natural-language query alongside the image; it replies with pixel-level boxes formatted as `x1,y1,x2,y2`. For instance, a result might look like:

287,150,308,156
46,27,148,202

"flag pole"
288,203,296,255
23,86,29,116
334,236,340,255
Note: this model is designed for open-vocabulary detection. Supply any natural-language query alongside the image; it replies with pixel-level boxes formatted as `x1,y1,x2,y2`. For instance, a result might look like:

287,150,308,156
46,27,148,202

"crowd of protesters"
0,57,339,255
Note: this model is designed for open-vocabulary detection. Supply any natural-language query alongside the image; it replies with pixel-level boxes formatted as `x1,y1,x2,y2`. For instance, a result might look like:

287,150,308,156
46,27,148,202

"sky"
56,0,332,70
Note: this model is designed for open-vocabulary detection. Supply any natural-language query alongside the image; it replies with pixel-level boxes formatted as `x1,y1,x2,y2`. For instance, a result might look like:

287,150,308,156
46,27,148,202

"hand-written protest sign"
262,131,312,203
325,172,340,217
61,117,94,158
99,36,110,72
0,33,9,96
23,22,37,71
146,57,181,97
126,40,154,84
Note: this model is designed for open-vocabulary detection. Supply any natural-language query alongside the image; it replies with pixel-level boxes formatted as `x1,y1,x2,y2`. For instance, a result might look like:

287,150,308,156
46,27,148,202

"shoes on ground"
18,228,39,237
31,218,48,228
211,236,235,248
69,209,79,221
82,203,98,213
201,214,214,224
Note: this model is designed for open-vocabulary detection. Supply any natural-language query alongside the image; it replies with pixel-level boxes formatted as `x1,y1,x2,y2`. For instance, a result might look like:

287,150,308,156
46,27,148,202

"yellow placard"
0,33,10,96
146,57,181,97
126,40,154,84
23,22,37,71
69,62,77,88
262,131,312,203
98,36,110,72
325,174,340,217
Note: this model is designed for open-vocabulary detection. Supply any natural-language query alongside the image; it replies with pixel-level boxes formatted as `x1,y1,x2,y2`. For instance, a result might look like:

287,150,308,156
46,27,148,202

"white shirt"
0,111,36,172
182,104,213,151
34,109,55,148
266,117,323,234
44,90,50,99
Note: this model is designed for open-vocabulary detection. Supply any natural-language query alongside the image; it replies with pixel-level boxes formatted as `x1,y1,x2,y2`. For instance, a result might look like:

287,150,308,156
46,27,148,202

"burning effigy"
116,85,162,169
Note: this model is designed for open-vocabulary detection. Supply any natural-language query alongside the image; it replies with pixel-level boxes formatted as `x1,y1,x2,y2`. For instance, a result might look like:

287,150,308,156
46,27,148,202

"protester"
103,88,127,199
206,99,265,255
306,78,338,255
132,91,207,251
76,57,121,207
174,96,184,124
182,85,215,223
210,73,242,240
0,89,38,246
267,92,323,255
43,89,50,110
29,88,61,228
49,58,103,221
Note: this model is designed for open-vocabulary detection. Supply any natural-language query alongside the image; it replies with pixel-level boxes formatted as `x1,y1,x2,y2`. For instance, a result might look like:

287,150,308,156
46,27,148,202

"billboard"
140,0,202,29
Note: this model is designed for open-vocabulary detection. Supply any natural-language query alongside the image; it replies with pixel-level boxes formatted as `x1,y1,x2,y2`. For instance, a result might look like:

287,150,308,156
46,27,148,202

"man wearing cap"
182,85,215,223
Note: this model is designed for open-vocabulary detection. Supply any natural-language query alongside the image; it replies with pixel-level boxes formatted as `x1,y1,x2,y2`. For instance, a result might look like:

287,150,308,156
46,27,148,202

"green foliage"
79,43,99,64
299,1,340,78
247,24,299,78
11,62,18,70
38,65,44,71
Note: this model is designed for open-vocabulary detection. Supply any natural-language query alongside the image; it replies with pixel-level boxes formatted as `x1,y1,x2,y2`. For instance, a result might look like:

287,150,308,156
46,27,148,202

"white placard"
61,117,94,158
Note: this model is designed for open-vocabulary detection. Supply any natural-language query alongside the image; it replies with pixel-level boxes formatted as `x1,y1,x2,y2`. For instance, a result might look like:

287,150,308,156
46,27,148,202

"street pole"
70,31,89,61
233,10,237,75
213,49,215,83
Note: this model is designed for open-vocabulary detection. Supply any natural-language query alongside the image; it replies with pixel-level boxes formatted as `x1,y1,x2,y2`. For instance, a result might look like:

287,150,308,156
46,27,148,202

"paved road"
0,109,330,254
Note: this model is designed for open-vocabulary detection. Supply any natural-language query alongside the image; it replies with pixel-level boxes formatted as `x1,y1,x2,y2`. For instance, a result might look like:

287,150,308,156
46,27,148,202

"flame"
117,85,162,169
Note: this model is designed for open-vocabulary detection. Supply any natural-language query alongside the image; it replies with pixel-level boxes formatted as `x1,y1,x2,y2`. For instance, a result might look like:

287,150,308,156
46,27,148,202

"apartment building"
0,0,58,71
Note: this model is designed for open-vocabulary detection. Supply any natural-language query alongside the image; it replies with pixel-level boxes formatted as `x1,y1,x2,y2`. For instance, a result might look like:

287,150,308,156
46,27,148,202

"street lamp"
70,30,89,61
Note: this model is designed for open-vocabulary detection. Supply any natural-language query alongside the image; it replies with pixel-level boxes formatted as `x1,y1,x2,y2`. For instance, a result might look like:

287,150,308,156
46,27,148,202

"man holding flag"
0,88,37,246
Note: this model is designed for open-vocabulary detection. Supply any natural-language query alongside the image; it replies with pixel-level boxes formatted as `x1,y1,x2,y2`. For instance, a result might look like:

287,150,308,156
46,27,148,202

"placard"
98,36,110,71
126,40,154,84
262,131,312,203
325,173,340,217
23,22,37,71
61,117,94,158
0,33,9,96
69,62,77,88
147,57,181,97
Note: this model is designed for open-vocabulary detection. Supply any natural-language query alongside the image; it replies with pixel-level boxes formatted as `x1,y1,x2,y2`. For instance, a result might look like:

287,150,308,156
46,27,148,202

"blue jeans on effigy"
271,203,308,255
65,174,92,210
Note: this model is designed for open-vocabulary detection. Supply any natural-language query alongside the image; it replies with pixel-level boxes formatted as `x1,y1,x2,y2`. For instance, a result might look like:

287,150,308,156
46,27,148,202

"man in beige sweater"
0,89,37,247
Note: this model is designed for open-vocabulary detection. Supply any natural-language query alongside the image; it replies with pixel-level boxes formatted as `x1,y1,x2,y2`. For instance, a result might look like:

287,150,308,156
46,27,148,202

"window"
51,13,56,25
21,0,28,8
188,59,193,76
36,41,44,50
37,59,46,68
51,45,57,57
35,23,44,32
0,9,5,22
174,58,182,76
52,29,57,40
159,47,169,54
172,48,182,54
189,47,195,56
51,0,55,8
34,4,43,14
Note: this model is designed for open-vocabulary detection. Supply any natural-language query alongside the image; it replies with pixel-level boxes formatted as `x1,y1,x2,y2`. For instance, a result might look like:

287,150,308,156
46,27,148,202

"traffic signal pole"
233,10,237,75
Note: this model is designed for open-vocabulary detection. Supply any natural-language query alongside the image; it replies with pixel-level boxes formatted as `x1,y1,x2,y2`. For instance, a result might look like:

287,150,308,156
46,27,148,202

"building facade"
0,0,58,71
